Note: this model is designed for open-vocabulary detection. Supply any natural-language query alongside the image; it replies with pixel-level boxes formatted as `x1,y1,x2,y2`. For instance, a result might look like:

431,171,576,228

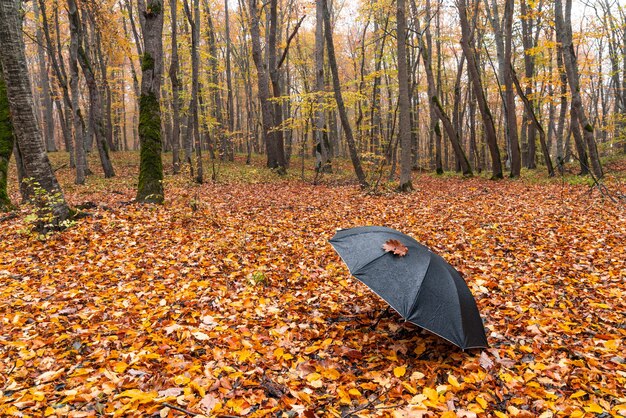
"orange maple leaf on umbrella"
382,239,408,256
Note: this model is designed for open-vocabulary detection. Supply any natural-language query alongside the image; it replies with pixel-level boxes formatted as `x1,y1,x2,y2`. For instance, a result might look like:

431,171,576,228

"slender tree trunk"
76,10,115,178
169,0,181,173
510,65,554,176
267,0,287,172
457,0,503,179
315,0,331,172
247,0,285,173
554,0,603,177
0,0,69,220
34,0,56,152
183,0,203,183
136,0,165,203
397,0,413,190
414,0,471,175
204,5,226,162
323,0,368,187
224,0,235,159
68,0,87,184
503,0,520,177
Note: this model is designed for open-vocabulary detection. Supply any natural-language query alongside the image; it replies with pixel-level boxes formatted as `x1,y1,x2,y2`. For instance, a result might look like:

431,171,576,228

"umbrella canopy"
329,226,488,350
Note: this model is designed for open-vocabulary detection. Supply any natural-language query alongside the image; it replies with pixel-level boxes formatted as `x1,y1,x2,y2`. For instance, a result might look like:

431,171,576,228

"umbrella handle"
370,306,391,330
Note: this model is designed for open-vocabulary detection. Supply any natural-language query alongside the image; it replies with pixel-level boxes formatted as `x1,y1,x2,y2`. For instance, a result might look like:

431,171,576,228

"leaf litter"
1,168,625,417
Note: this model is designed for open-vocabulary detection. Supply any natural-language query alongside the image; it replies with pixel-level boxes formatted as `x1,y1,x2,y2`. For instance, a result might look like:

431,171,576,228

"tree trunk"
397,0,413,190
224,0,235,159
136,0,165,203
247,0,285,173
502,0,520,177
184,0,203,183
67,0,87,184
34,0,56,152
323,0,368,187
267,0,287,172
169,0,181,173
510,65,554,176
204,4,226,162
415,0,471,175
315,0,331,172
0,66,14,210
76,10,115,178
0,0,69,221
554,0,603,177
457,0,503,179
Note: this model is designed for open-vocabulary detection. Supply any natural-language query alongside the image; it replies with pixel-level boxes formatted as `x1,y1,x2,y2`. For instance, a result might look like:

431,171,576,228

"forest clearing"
1,153,625,417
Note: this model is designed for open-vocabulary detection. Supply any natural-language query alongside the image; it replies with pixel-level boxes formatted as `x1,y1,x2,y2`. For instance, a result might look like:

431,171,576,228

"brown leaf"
382,239,408,256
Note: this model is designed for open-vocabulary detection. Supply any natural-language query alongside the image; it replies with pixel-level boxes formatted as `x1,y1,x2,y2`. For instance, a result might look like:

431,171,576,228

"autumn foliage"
1,156,625,417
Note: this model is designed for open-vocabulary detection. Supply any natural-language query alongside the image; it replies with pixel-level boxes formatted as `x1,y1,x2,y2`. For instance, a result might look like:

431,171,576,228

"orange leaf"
382,239,408,256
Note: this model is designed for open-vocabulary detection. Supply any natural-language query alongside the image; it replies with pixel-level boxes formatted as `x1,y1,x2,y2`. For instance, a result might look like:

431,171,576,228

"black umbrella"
329,226,488,350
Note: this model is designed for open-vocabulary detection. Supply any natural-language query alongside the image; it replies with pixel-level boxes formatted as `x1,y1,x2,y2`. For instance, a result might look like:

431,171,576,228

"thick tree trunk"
323,0,368,187
136,0,165,203
457,0,503,179
554,0,603,177
0,67,14,210
0,0,69,221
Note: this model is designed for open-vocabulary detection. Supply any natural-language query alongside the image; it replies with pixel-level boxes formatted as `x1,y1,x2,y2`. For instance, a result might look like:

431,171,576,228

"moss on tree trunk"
137,92,164,203
0,68,14,211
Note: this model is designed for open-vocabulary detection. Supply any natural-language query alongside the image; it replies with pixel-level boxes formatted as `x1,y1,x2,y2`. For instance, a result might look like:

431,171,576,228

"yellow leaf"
570,410,584,418
401,382,417,394
584,403,604,414
423,387,438,402
306,372,322,382
114,361,129,373
348,388,361,397
494,411,507,418
44,407,55,416
570,390,587,399
447,374,461,388
114,389,157,404
476,396,488,409
603,340,620,350
174,375,190,386
322,368,341,380
238,349,252,362
273,347,284,359
393,366,406,378
440,412,456,418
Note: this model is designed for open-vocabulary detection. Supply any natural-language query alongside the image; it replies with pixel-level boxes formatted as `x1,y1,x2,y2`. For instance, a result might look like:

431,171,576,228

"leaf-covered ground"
1,155,625,417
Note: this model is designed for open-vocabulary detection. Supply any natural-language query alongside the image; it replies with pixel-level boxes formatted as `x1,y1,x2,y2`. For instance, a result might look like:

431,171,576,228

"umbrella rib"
406,256,432,320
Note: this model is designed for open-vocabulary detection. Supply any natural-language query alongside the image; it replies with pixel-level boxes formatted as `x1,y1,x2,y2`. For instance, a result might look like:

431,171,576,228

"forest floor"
1,153,625,417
